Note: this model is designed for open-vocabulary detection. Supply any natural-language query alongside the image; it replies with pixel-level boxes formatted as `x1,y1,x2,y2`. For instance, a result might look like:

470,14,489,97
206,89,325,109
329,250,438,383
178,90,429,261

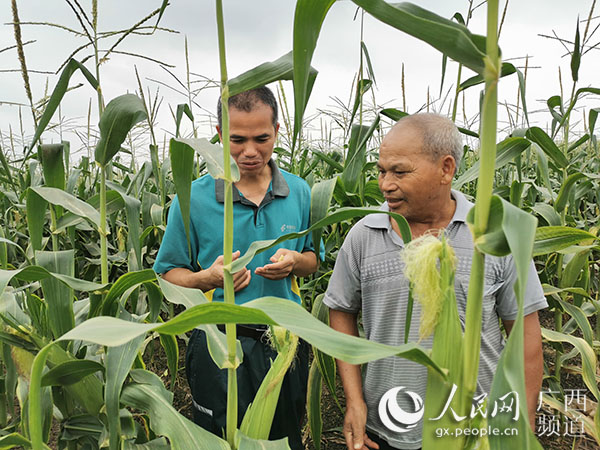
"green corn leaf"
41,360,104,387
174,137,239,182
236,430,289,450
571,18,581,83
38,144,66,191
306,360,322,450
352,0,487,74
230,207,411,273
531,203,561,226
560,249,589,288
36,250,75,339
310,177,337,259
100,269,156,316
525,127,569,169
106,336,145,450
112,190,143,270
29,186,103,231
311,293,340,413
292,0,335,147
175,103,194,138
57,297,444,376
487,196,542,450
589,108,600,136
342,124,371,193
0,266,106,298
120,369,230,450
541,328,600,439
554,172,586,213
95,94,147,167
159,333,179,389
542,284,590,298
26,188,47,252
554,296,594,345
28,59,99,158
567,134,590,152
380,108,408,121
532,226,596,256
348,79,373,127
169,138,195,259
454,137,531,189
156,276,242,370
458,62,516,91
0,433,37,450
229,51,317,99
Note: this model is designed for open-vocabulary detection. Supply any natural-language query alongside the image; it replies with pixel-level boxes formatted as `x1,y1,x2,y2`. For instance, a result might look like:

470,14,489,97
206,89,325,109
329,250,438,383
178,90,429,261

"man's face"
222,103,278,178
377,124,445,222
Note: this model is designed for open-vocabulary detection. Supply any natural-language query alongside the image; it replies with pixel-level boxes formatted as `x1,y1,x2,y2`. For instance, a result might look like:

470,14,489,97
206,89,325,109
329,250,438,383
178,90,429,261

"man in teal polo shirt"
153,86,318,448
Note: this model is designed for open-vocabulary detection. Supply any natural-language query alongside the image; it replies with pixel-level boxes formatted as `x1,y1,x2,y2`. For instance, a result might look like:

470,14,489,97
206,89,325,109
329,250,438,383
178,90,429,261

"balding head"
389,113,463,171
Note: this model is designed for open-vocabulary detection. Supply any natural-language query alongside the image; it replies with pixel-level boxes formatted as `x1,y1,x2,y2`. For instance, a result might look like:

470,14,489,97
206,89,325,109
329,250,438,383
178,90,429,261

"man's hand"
205,250,251,292
343,401,379,450
254,248,298,280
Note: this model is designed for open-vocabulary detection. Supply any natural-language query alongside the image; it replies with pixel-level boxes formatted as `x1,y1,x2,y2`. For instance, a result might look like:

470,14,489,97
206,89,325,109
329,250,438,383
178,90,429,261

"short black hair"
217,86,278,129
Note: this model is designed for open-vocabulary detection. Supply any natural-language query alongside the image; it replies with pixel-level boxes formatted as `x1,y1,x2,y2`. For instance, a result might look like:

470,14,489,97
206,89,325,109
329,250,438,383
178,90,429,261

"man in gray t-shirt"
323,113,547,450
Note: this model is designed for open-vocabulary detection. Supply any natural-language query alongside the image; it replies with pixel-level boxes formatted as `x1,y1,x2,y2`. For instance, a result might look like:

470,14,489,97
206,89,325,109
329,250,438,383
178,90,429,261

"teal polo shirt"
153,160,319,305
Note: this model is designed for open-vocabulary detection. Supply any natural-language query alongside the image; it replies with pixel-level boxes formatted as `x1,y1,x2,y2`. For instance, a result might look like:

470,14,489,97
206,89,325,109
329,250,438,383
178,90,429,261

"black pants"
186,328,309,449
367,430,422,450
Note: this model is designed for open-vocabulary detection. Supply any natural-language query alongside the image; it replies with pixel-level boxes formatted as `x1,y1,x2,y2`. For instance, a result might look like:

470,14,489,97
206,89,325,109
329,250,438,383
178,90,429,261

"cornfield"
0,1,598,449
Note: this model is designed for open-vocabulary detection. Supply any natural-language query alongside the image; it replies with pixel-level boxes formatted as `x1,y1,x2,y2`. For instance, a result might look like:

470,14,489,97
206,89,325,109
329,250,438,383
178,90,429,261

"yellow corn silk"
401,233,457,341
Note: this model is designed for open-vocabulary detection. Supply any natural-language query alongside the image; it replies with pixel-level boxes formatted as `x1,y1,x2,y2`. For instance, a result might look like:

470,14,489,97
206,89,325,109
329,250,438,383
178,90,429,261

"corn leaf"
310,177,337,259
120,369,230,450
95,94,147,167
292,0,335,147
306,360,322,450
106,336,145,450
175,104,194,138
26,188,47,252
100,269,156,316
38,144,66,191
28,59,99,158
525,127,569,169
236,431,290,450
541,328,600,439
487,196,542,450
454,137,531,189
229,51,317,99
36,250,75,339
230,207,411,273
29,186,103,231
0,266,106,299
533,226,596,256
41,360,104,387
58,297,444,375
352,0,487,74
156,276,243,369
554,172,586,213
159,333,178,389
0,433,36,450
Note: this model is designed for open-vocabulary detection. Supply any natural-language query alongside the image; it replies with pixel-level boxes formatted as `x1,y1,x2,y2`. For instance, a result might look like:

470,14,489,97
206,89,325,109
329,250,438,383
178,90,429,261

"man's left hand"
254,248,298,280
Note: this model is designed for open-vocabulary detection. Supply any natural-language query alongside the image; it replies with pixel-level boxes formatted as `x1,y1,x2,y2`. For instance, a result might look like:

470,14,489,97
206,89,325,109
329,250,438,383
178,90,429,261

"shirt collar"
214,159,289,203
363,189,473,230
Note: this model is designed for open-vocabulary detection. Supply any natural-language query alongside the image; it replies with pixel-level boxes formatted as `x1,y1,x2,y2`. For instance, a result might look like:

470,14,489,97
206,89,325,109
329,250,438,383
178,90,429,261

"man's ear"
440,155,456,185
275,122,280,136
216,125,222,142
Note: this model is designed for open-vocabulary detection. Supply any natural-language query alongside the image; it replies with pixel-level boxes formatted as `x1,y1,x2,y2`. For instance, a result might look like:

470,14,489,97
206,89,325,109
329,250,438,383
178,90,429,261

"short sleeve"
153,196,198,274
322,228,362,313
495,256,547,320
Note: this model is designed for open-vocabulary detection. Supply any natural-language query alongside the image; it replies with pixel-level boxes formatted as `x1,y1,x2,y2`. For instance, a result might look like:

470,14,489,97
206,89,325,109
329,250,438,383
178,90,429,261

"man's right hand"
343,401,379,450
205,250,251,292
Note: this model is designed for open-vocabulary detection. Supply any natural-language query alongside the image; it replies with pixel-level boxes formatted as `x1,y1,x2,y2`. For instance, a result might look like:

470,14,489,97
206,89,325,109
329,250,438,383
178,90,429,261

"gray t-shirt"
323,190,547,449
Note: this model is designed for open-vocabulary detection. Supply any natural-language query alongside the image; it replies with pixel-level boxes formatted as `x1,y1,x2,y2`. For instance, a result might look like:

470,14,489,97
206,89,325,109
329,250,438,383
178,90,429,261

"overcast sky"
1,1,598,161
